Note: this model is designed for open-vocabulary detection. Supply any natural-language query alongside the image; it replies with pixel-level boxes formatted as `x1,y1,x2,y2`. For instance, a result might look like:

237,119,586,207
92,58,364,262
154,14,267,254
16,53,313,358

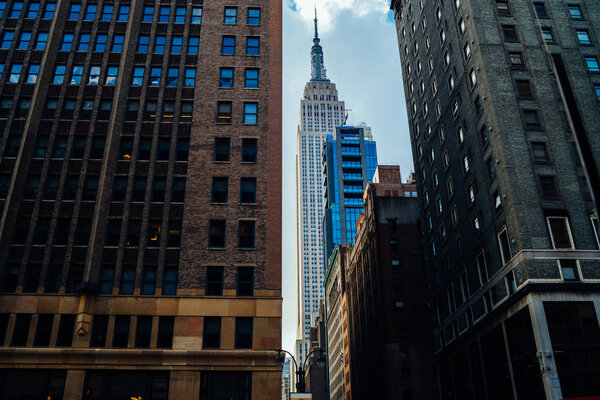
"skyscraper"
391,0,600,398
295,10,345,367
0,1,282,399
322,124,378,262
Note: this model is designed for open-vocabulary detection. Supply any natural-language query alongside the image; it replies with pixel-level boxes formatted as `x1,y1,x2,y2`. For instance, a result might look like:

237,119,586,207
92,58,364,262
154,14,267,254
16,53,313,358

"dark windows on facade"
112,315,130,348
90,315,108,347
238,220,255,249
547,217,573,249
237,267,254,296
533,2,548,18
206,266,224,296
211,177,228,203
523,109,542,129
516,79,534,98
541,27,555,44
576,30,591,45
532,142,550,163
586,57,600,72
568,4,583,20
217,101,232,123
539,175,560,199
242,139,258,163
235,318,253,349
496,0,511,15
214,137,231,161
135,316,152,348
56,314,75,347
240,178,256,204
209,220,226,248
203,317,221,349
157,316,174,348
502,25,518,41
498,227,512,264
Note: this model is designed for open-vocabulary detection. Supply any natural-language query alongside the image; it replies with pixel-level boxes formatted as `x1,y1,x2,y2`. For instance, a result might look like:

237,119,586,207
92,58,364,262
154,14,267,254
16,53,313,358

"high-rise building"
391,0,600,398
0,1,282,399
322,124,378,262
295,10,345,367
282,358,292,400
344,166,432,400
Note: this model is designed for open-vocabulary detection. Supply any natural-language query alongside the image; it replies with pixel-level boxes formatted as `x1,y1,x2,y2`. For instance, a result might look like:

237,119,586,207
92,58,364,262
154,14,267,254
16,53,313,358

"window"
69,65,83,84
9,1,22,18
211,177,228,203
162,266,178,295
547,217,573,249
8,63,21,83
10,314,30,346
243,103,258,124
595,83,600,101
105,67,119,86
94,34,107,52
118,5,129,21
191,7,202,24
240,178,256,204
32,32,47,50
149,67,161,86
215,138,230,161
158,6,169,23
502,25,518,41
138,35,150,53
509,51,525,67
90,315,108,347
87,66,100,85
171,36,183,54
498,228,512,264
56,314,75,347
487,158,496,179
469,68,477,86
142,6,153,22
462,154,470,173
119,265,135,294
131,67,144,86
203,317,221,349
154,35,166,53
112,35,124,52
534,2,548,18
175,7,185,23
169,224,182,248
134,315,152,348
188,37,199,54
515,79,534,98
78,33,90,51
151,178,166,202
576,30,591,45
112,316,130,348
539,175,560,199
463,43,471,59
532,142,550,163
457,126,464,144
586,57,600,72
84,4,96,20
541,28,555,44
184,68,196,87
222,36,236,55
101,4,112,21
141,266,157,295
209,220,226,248
206,266,224,296
440,28,445,44
0,31,13,49
224,7,237,24
235,318,253,349
523,109,542,129
242,139,257,162
43,2,55,19
166,68,178,86
220,67,234,88
496,0,511,15
568,4,583,20
246,37,260,55
157,317,174,348
176,138,189,162
448,74,455,91
217,101,232,123
26,64,39,83
237,267,254,296
447,177,455,197
238,220,255,249
248,8,261,25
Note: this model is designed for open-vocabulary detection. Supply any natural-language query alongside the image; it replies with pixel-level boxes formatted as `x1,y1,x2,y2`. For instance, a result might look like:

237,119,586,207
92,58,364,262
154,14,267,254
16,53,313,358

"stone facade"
391,0,600,397
0,0,282,398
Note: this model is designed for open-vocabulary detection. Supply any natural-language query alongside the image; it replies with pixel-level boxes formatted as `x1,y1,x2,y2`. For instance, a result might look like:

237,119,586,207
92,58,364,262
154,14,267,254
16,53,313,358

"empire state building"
295,10,345,365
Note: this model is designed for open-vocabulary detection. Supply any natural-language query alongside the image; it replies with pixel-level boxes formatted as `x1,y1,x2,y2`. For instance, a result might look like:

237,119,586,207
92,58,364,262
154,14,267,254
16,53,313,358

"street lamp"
275,347,327,394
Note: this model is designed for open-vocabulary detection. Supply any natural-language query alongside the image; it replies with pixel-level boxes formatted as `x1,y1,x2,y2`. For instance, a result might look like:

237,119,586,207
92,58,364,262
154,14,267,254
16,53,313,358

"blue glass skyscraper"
322,125,378,263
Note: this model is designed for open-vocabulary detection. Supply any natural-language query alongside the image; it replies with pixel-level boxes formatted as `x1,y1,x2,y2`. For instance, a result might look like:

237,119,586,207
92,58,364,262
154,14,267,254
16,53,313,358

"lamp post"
275,348,327,394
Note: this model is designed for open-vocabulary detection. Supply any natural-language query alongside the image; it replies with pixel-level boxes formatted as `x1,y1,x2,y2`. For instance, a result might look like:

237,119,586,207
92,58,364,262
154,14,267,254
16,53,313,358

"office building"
344,166,432,400
391,0,600,398
295,10,345,367
0,1,282,398
322,124,377,262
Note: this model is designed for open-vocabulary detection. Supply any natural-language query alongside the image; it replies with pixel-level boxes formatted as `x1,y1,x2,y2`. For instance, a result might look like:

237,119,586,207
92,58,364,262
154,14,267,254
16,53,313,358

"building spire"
310,7,328,81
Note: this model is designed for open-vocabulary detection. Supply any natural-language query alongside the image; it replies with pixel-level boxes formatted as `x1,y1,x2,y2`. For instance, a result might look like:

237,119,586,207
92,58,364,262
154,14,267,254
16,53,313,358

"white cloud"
289,0,390,32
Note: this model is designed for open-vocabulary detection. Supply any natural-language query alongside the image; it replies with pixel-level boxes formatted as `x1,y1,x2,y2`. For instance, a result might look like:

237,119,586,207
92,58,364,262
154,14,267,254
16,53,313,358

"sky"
281,0,414,353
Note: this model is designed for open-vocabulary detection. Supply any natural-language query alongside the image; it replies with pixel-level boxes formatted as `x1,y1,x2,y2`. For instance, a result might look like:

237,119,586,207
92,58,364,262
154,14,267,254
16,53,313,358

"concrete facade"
391,0,600,397
0,0,282,398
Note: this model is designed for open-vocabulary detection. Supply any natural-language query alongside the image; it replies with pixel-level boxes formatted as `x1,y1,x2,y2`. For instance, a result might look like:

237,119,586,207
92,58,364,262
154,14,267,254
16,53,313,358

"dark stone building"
0,0,282,399
305,300,328,400
391,0,600,398
344,167,433,400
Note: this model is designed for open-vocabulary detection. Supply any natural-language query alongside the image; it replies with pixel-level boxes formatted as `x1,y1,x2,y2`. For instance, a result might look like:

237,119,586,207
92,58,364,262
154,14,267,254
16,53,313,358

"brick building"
344,166,433,400
0,0,282,398
391,0,600,397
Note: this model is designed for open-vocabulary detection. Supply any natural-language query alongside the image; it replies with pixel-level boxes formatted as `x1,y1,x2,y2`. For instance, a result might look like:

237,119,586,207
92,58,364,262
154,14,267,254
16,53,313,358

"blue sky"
281,0,414,352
